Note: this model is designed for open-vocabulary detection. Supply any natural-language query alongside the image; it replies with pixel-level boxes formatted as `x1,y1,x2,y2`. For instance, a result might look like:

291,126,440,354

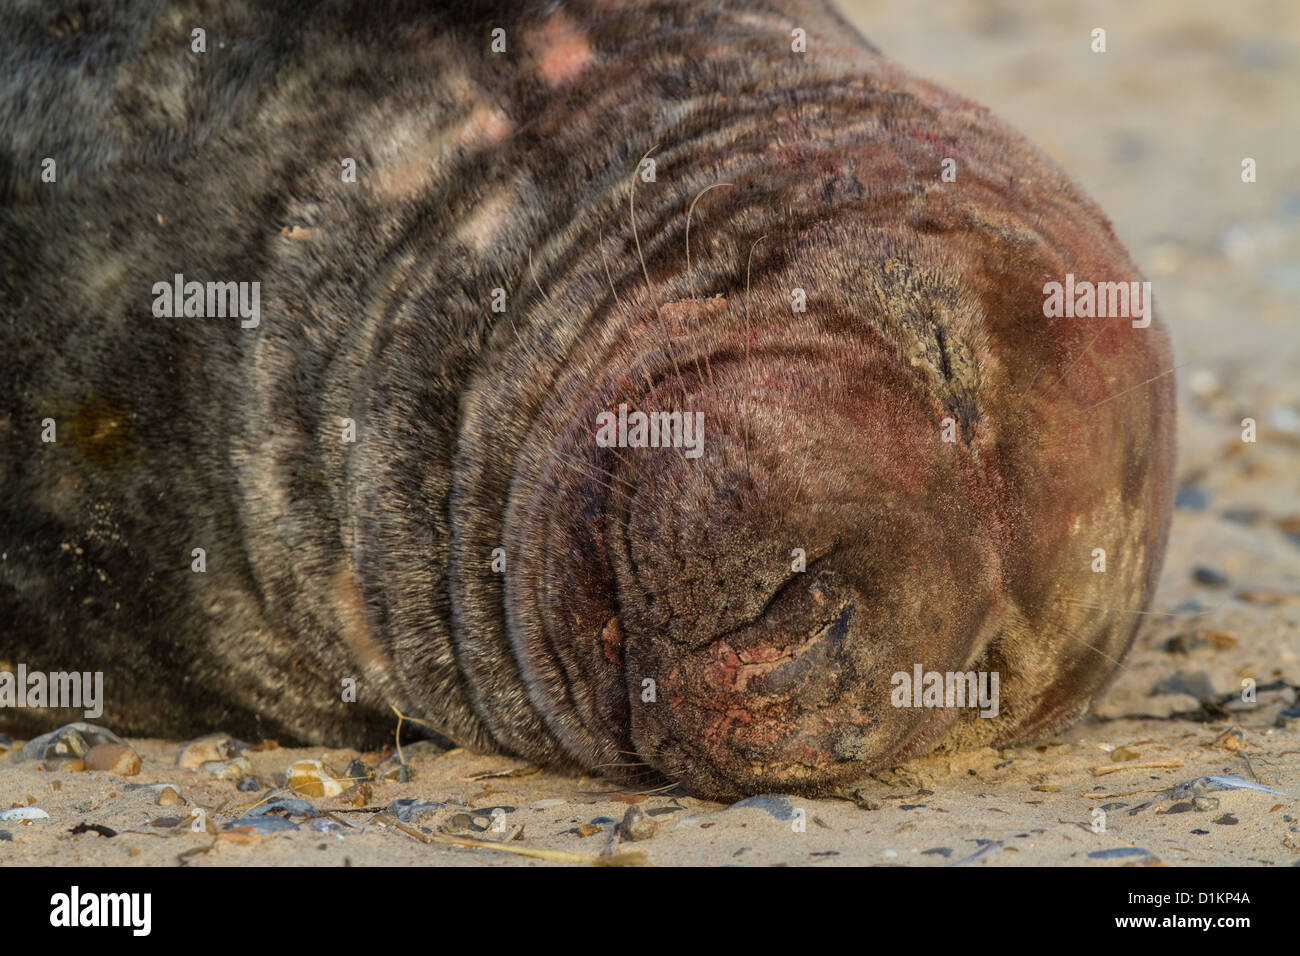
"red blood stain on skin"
600,616,623,665
529,13,594,87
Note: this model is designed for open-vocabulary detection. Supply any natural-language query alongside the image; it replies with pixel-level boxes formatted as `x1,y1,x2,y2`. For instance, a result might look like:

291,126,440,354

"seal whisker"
1015,326,1106,400
1058,592,1230,620
598,225,623,310
629,144,685,386
1034,616,1125,668
1082,363,1186,412
628,780,683,796
743,236,767,322
389,704,466,753
551,449,638,497
528,247,545,299
738,235,768,480
629,144,659,294
685,182,733,296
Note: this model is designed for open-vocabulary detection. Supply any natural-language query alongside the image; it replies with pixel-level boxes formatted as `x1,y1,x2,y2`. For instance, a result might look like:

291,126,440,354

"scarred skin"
0,0,1173,799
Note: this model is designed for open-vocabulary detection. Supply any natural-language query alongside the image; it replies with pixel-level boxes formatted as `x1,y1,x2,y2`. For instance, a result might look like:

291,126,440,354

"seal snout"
603,356,1004,799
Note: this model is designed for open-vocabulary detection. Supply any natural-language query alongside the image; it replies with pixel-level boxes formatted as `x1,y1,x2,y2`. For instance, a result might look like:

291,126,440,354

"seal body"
0,0,1174,799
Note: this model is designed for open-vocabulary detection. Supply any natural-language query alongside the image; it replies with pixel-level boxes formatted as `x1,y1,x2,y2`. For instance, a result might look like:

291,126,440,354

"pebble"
617,805,659,842
1192,566,1229,587
378,760,413,783
1166,630,1238,654
199,757,252,780
156,787,184,806
442,812,493,835
236,777,262,792
0,807,49,821
1210,728,1245,750
1152,671,1216,702
1174,486,1210,510
726,794,797,821
338,783,373,808
0,732,11,752
1186,370,1220,399
343,759,374,783
1221,506,1263,526
246,799,317,819
882,848,899,858
306,817,347,833
148,816,188,828
1087,847,1151,860
43,758,85,772
176,733,248,769
226,816,300,834
1214,814,1239,826
1269,406,1300,435
1192,796,1220,812
386,798,445,824
285,759,345,798
0,830,11,841
19,723,125,761
921,847,953,858
84,743,141,776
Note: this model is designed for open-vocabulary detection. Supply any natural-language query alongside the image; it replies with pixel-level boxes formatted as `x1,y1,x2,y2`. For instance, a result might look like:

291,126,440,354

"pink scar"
529,13,594,86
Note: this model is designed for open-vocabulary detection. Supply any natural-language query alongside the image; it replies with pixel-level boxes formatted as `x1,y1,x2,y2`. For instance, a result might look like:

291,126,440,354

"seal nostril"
827,601,855,639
